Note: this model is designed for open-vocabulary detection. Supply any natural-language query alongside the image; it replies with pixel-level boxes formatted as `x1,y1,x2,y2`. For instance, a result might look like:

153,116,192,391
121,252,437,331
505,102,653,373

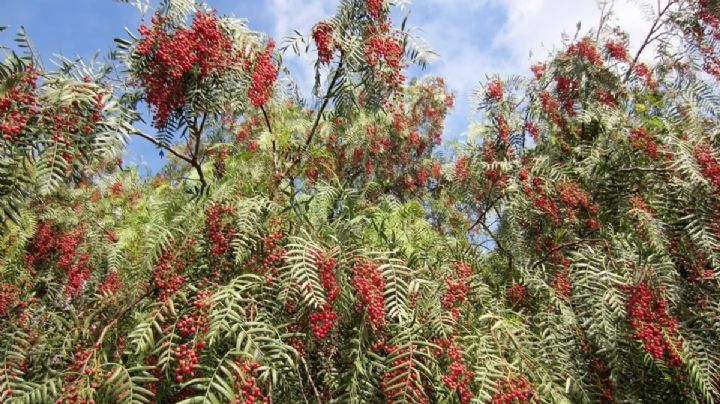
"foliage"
0,0,719,403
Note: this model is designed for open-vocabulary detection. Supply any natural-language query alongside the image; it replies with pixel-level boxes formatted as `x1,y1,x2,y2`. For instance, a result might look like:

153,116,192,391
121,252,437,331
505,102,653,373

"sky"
1,0,654,174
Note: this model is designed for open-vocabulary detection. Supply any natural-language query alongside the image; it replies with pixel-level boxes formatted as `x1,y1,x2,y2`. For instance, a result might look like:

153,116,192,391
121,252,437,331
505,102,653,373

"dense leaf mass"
1,0,720,403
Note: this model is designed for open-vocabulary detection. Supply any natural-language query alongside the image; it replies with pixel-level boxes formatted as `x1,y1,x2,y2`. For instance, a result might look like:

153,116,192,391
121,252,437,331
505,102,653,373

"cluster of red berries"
496,115,511,144
625,282,683,366
136,11,235,127
590,357,614,403
152,247,189,301
364,24,405,89
507,282,527,305
178,290,211,337
110,181,123,197
232,361,268,404
554,75,579,116
0,67,39,142
312,21,336,64
206,203,237,257
367,0,384,20
435,338,475,403
557,181,598,220
0,283,17,317
56,229,92,296
604,40,628,61
351,259,386,330
98,271,121,295
491,377,536,404
244,231,286,284
315,250,340,302
629,128,661,160
454,156,470,181
441,262,472,309
566,38,603,66
550,269,572,298
309,303,337,339
694,143,720,192
539,90,562,126
381,344,429,404
695,1,720,80
633,63,657,89
487,79,504,101
248,40,278,107
26,221,58,267
174,342,203,382
522,177,560,224
531,63,547,80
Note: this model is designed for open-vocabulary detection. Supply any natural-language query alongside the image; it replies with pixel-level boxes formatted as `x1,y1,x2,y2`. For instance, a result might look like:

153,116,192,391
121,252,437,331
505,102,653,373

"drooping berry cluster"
152,242,194,301
435,338,475,403
625,282,683,366
312,21,336,64
490,377,536,404
441,262,472,309
248,40,278,107
367,0,384,21
633,63,657,89
56,229,91,297
0,67,39,142
243,231,286,284
487,79,504,101
381,344,429,404
364,24,405,89
550,269,572,298
314,250,340,302
135,11,236,127
0,283,17,317
173,342,201,382
604,40,628,61
507,282,527,305
178,290,211,337
309,303,337,339
566,38,603,66
694,143,720,192
628,128,660,160
206,203,237,257
233,361,269,404
98,271,121,295
351,259,386,330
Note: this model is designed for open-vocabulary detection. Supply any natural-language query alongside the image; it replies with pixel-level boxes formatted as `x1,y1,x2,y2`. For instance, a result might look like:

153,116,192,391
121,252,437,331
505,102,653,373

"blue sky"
2,0,652,173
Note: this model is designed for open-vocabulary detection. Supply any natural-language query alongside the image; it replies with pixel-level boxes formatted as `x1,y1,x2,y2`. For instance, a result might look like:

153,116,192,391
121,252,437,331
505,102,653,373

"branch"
623,0,675,82
131,129,193,165
94,288,152,347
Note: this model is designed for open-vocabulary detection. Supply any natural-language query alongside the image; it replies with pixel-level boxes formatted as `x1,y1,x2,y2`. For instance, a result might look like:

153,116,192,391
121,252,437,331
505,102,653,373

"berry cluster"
539,91,562,126
633,63,657,89
454,156,469,181
56,229,91,296
26,221,58,267
550,269,572,298
694,143,720,193
435,338,475,403
178,290,211,337
566,38,603,66
248,40,278,107
173,342,204,383
694,0,720,80
491,377,536,404
381,344,429,404
364,25,404,89
312,21,336,64
152,246,190,301
206,203,237,257
557,181,598,221
98,271,121,295
315,250,340,302
507,282,527,305
629,128,660,160
309,303,337,339
441,262,472,309
244,231,286,284
604,40,628,61
0,67,39,142
522,177,560,224
135,11,236,127
487,79,504,101
0,283,17,317
351,259,386,330
367,0,384,21
625,282,683,366
531,63,547,80
233,361,268,404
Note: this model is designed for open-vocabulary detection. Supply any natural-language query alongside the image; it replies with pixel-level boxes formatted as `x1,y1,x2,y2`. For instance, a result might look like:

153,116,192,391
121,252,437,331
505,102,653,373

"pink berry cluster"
364,24,405,89
98,271,121,295
135,11,236,127
487,79,504,101
604,40,628,61
178,290,211,337
233,361,269,404
312,21,336,65
507,282,527,305
309,303,337,339
248,40,278,107
173,342,202,382
694,143,720,193
315,250,340,302
351,259,386,330
628,128,661,160
441,262,472,309
152,240,194,301
0,283,17,317
206,203,237,257
566,38,603,66
367,0,385,21
625,282,683,366
435,337,475,403
550,269,572,298
0,67,39,142
491,377,536,404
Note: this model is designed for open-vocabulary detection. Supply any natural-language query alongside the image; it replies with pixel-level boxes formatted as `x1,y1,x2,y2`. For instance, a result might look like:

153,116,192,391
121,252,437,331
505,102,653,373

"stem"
623,0,675,82
131,129,194,165
190,114,208,191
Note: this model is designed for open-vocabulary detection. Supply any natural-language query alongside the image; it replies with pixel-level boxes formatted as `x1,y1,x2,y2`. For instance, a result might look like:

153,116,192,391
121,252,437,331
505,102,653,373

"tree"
0,0,718,403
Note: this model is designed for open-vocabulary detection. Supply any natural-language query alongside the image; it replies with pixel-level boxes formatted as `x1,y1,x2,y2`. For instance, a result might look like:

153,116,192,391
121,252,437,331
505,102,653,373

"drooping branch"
623,0,676,82
131,129,194,165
